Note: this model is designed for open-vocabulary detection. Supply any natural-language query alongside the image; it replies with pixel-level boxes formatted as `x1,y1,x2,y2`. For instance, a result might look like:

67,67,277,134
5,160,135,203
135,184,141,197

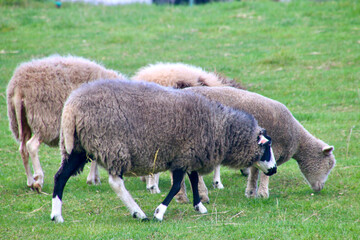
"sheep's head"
253,131,277,176
299,144,335,192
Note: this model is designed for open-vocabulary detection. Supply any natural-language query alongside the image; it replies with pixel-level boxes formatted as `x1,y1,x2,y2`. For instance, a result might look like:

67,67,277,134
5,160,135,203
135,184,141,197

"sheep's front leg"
26,135,43,192
188,171,207,214
212,165,224,189
86,161,101,185
108,175,148,220
145,173,161,194
245,166,259,198
257,172,270,198
154,169,185,221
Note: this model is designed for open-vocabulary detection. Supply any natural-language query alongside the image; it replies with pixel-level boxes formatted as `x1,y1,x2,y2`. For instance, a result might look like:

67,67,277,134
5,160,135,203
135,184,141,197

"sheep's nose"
265,167,277,176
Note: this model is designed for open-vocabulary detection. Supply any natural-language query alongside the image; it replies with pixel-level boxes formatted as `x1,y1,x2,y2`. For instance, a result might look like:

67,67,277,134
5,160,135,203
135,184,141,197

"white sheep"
51,79,277,222
6,55,126,192
131,62,244,90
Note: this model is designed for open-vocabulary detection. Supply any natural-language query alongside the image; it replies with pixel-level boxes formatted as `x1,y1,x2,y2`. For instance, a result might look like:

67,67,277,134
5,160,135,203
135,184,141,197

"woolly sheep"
131,62,245,89
51,79,277,222
86,62,245,200
6,55,125,192
129,62,335,200
186,86,336,198
134,62,245,200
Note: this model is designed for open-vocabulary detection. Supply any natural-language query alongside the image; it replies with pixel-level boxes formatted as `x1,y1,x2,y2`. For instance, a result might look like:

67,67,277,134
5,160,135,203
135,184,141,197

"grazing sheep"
185,86,336,198
131,62,245,89
6,55,125,192
134,63,244,196
51,79,277,222
87,62,245,200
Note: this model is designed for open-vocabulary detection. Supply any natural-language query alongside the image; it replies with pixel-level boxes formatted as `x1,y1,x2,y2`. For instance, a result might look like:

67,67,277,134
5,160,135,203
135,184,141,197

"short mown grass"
0,0,359,239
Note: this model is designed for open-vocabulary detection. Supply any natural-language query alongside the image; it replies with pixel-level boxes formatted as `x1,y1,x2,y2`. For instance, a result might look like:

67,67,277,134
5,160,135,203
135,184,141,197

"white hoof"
213,181,224,189
194,202,207,214
132,211,148,220
51,214,64,223
154,204,167,221
147,185,161,194
257,189,269,198
32,175,44,193
245,188,257,198
27,178,35,189
51,196,64,223
86,176,101,185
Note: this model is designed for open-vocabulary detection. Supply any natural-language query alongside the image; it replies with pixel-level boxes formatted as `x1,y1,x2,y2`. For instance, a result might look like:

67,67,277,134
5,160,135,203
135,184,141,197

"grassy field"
0,0,359,239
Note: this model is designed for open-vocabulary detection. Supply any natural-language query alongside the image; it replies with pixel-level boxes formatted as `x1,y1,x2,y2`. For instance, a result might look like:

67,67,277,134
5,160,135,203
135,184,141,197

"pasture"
0,0,359,239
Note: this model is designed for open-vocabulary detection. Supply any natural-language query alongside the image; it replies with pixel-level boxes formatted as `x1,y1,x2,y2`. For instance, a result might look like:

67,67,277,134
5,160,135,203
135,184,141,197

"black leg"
187,171,201,207
161,169,185,206
53,151,88,200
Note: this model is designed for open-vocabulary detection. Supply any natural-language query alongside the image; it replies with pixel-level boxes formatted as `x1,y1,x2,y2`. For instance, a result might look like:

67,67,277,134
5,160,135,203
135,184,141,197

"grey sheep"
51,79,276,222
186,86,336,198
6,55,125,192
87,62,245,200
130,62,335,200
132,62,245,202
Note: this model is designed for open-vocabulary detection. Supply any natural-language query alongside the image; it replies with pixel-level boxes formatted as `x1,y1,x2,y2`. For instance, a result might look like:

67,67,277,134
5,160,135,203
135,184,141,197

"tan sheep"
6,55,126,192
132,62,244,89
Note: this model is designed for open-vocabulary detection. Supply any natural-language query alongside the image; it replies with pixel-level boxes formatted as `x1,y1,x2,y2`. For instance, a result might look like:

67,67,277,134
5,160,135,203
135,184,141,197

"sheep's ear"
259,129,267,136
258,134,269,145
322,146,334,156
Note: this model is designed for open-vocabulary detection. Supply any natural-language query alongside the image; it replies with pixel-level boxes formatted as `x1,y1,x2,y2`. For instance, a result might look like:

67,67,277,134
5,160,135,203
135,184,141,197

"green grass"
0,0,359,239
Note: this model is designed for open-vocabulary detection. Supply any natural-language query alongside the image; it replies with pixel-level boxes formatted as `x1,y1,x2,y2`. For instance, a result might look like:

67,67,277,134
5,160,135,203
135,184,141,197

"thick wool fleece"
61,80,264,177
185,87,335,176
6,55,125,145
132,62,244,89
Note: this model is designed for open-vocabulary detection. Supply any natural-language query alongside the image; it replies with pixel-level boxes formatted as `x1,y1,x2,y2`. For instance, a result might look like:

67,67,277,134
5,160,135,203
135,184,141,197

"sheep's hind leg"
19,131,34,190
245,167,259,198
188,171,207,214
86,161,101,185
51,151,88,223
109,175,148,221
154,169,185,221
26,135,43,193
212,165,224,189
15,92,35,190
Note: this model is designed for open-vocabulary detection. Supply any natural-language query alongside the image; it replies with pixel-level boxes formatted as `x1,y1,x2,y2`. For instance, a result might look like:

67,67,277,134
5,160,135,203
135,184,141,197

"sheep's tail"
7,87,24,142
61,105,76,154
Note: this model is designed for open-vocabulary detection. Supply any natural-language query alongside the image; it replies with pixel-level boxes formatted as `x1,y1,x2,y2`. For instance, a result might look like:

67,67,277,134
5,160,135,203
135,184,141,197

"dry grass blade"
346,126,355,161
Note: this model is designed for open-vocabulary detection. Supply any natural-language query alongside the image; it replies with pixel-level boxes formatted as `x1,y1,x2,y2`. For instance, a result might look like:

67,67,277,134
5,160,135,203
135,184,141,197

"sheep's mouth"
253,162,277,176
264,167,277,176
311,181,325,192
